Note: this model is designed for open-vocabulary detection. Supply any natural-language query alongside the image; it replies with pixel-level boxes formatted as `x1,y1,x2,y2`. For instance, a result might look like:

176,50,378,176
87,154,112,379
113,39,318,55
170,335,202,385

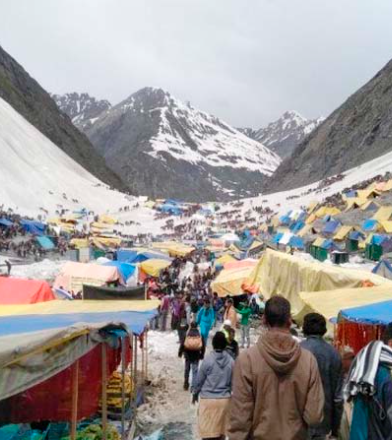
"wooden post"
102,344,108,440
71,360,79,440
121,337,126,440
145,331,149,381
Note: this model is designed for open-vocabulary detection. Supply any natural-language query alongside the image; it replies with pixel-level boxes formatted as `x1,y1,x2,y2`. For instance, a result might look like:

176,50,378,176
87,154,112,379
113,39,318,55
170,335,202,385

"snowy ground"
138,326,262,440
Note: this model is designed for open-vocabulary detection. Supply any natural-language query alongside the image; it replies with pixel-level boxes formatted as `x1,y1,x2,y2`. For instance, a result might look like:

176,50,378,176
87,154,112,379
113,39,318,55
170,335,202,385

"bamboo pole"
71,360,79,440
102,344,108,440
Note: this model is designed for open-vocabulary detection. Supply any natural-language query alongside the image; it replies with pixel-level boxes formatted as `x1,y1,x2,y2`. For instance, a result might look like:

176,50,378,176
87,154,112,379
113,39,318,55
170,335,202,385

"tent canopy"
334,225,353,241
372,259,392,280
373,206,392,222
211,266,254,297
362,219,379,232
247,249,391,318
0,218,13,227
36,236,55,250
0,277,55,305
103,261,136,282
139,259,171,277
54,261,123,292
20,219,46,236
339,300,392,326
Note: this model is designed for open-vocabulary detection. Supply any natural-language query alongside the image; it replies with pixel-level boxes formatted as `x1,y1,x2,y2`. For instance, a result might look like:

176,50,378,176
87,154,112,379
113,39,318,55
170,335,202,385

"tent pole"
141,332,145,384
145,331,149,381
134,335,138,416
102,344,108,440
121,337,126,440
71,360,79,440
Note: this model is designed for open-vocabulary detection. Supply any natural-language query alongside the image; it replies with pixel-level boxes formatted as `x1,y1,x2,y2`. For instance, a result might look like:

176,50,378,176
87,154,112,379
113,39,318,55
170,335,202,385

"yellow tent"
246,249,391,318
271,216,280,228
357,189,380,200
381,221,392,234
139,259,171,277
92,236,122,248
299,285,392,322
70,238,89,249
312,237,325,247
382,180,392,192
306,213,317,225
99,215,117,225
345,198,366,211
215,254,236,265
307,201,319,214
334,225,353,241
373,206,392,222
151,241,195,257
211,266,254,297
297,224,314,237
314,206,341,218
144,201,155,209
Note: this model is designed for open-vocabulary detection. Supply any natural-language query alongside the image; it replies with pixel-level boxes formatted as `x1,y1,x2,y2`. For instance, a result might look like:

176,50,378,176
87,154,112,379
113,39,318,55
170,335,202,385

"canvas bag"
184,330,203,351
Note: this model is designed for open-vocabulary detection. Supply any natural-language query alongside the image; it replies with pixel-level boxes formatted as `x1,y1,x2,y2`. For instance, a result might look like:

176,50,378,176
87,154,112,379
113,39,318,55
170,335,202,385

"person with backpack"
197,298,215,347
179,321,204,391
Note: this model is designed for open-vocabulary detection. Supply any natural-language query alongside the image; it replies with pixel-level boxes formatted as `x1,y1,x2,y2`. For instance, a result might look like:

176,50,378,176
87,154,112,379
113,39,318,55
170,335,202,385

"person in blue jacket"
197,297,215,347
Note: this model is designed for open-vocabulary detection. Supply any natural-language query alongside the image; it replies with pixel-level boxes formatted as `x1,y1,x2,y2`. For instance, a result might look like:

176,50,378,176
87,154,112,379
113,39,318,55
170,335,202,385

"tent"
215,254,236,266
211,266,255,297
381,221,392,233
361,200,379,212
139,259,171,277
289,235,305,249
300,285,392,323
373,206,392,222
279,232,294,246
54,261,123,292
345,198,366,211
372,259,392,280
334,225,353,241
20,219,45,235
0,277,55,304
0,218,13,228
103,261,136,283
151,241,195,257
314,206,341,218
224,259,258,271
339,300,392,326
36,236,55,250
247,249,391,318
297,224,314,238
323,221,341,234
361,219,380,232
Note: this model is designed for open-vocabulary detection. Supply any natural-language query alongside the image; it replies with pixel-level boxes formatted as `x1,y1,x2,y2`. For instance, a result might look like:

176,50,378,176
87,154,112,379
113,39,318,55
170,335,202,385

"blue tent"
117,249,138,263
339,300,392,326
20,219,46,236
160,205,182,216
272,232,284,244
36,236,55,250
289,236,304,249
0,218,13,228
320,239,335,250
0,310,157,337
362,219,379,232
104,261,136,282
371,235,386,245
290,221,305,233
279,215,291,226
323,221,341,234
349,231,365,241
344,190,357,198
132,251,172,263
372,259,392,280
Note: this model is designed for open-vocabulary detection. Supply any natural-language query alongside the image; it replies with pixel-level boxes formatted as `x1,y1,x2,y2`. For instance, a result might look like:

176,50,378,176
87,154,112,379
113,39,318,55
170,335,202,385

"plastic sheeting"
104,261,136,282
0,277,55,305
0,218,13,227
372,260,392,280
247,249,392,318
36,236,55,250
54,261,123,292
339,300,392,326
211,266,254,297
20,220,45,236
139,259,171,277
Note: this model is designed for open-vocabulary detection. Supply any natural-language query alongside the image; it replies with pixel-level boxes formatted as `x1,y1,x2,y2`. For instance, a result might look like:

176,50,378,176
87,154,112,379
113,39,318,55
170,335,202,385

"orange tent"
0,277,55,304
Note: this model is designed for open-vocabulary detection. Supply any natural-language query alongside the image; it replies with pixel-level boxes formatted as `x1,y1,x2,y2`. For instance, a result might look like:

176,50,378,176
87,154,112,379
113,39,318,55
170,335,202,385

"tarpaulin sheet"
0,218,13,227
36,236,55,250
299,284,392,322
104,261,136,282
372,260,392,280
247,249,392,319
339,300,392,326
362,219,379,232
139,259,171,277
223,259,257,270
334,225,353,241
215,254,236,265
361,200,379,211
0,277,55,305
83,284,145,301
150,241,195,257
20,220,45,236
117,249,138,262
323,221,340,234
54,261,123,292
373,206,392,221
211,266,254,297
0,341,126,423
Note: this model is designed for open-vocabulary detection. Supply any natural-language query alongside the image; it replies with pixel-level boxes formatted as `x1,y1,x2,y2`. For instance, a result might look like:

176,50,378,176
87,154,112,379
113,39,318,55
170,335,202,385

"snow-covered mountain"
239,111,323,159
52,92,111,131
0,96,128,216
85,87,281,201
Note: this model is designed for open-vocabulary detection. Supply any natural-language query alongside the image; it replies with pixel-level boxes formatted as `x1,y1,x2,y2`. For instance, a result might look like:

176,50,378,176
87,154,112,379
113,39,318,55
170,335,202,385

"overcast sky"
1,0,392,127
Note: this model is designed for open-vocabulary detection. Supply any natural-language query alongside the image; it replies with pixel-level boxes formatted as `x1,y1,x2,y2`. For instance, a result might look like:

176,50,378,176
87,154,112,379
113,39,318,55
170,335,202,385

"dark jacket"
226,340,239,360
301,335,343,437
179,327,204,362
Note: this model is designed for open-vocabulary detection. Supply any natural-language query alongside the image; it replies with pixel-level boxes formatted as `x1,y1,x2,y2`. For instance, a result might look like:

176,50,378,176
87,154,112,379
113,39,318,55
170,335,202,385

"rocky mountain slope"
0,45,124,191
52,92,111,131
265,58,392,192
84,87,281,201
239,111,323,159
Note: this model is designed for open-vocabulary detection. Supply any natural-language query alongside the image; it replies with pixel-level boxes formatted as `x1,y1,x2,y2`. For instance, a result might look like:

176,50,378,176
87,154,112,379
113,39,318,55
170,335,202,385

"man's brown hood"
258,329,301,374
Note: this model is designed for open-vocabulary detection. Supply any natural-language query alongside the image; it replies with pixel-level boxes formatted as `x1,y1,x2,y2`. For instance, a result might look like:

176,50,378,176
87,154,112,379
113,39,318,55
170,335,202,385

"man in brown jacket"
228,296,325,440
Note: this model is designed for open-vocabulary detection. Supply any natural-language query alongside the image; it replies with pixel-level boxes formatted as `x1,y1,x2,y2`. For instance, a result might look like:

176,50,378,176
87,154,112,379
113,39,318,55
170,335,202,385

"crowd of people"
145,250,392,440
